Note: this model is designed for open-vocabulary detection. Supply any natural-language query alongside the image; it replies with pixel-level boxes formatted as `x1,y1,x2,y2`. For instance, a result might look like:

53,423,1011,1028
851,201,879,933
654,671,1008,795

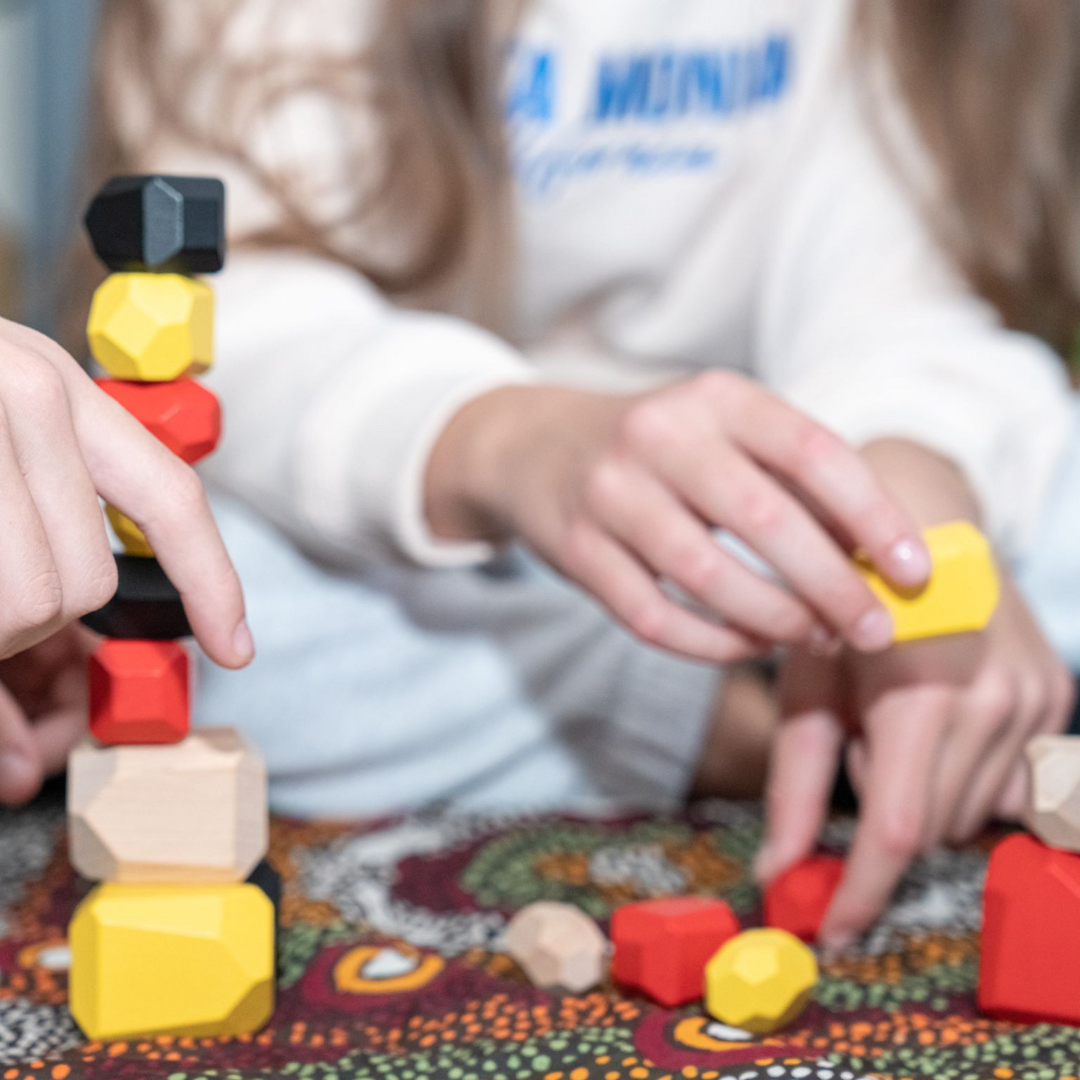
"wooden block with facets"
87,272,213,382
857,520,999,642
84,175,226,274
81,555,191,641
96,378,222,465
1025,735,1080,852
504,901,607,993
68,728,268,884
69,880,273,1039
88,639,189,745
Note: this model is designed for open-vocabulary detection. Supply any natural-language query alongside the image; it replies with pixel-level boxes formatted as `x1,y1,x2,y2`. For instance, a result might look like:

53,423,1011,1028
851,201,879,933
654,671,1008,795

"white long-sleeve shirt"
113,0,1071,570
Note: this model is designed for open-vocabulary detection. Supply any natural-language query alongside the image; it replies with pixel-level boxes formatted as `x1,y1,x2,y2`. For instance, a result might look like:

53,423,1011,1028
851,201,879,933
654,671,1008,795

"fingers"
0,404,71,660
653,438,894,653
67,378,254,670
756,650,844,884
2,354,118,623
714,378,930,588
563,525,769,663
0,681,44,806
592,467,826,646
820,685,950,949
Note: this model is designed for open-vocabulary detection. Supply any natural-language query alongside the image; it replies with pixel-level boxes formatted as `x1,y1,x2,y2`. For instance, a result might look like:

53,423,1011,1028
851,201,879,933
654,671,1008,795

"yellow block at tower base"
857,520,1000,642
87,273,213,382
69,881,274,1040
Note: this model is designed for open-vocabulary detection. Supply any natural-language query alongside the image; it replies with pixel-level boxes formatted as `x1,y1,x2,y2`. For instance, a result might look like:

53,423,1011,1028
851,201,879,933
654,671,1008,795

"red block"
88,640,190,746
764,855,844,943
979,833,1080,1025
611,897,740,1006
96,378,221,464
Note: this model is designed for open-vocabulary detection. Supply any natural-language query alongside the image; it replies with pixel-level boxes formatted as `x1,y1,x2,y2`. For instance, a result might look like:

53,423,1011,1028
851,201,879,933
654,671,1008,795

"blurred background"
0,0,98,333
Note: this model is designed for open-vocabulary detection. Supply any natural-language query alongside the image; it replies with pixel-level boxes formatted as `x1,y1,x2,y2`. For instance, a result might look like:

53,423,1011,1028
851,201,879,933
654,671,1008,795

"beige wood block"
1025,735,1080,853
68,728,267,884
503,901,608,993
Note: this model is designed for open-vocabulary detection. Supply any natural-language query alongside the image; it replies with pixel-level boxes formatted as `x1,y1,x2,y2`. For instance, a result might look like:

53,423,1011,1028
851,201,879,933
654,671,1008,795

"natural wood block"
68,728,268,884
88,639,189,745
96,378,221,465
856,521,999,641
504,901,607,993
87,272,213,382
69,880,273,1039
704,928,818,1035
84,175,226,275
1025,735,1080,852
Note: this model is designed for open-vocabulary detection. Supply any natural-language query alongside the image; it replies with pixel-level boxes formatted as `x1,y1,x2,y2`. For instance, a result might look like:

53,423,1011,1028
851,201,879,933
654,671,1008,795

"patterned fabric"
0,794,1075,1080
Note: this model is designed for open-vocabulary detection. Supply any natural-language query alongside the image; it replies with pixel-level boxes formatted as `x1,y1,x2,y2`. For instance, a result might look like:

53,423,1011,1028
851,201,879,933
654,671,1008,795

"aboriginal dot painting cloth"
0,794,1074,1080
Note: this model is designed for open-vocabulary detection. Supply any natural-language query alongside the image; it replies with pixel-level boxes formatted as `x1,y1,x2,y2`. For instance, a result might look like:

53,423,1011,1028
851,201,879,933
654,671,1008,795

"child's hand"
0,318,251,667
760,578,1073,949
0,623,95,806
756,439,1075,949
427,375,930,663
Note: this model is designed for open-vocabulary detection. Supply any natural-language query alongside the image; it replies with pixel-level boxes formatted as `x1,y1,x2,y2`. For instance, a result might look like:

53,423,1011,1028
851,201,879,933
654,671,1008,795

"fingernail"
233,619,255,662
808,624,841,657
0,750,37,804
888,538,932,587
852,608,893,652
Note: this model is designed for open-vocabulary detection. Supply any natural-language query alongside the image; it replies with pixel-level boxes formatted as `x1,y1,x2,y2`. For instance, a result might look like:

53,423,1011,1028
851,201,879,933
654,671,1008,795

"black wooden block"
85,175,226,274
81,555,192,640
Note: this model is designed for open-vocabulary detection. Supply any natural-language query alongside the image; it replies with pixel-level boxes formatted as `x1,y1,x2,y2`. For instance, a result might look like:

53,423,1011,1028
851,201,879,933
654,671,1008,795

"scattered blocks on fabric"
504,901,608,993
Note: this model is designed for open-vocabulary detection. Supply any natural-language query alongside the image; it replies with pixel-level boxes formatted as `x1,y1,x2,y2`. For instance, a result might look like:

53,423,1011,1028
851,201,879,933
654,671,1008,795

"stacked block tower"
66,176,276,1041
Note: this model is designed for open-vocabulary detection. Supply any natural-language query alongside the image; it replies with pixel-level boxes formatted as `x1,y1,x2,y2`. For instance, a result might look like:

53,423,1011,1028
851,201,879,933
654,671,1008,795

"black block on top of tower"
84,175,226,274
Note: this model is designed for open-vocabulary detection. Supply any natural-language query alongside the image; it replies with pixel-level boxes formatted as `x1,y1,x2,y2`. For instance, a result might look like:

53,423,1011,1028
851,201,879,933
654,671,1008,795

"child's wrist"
859,438,980,529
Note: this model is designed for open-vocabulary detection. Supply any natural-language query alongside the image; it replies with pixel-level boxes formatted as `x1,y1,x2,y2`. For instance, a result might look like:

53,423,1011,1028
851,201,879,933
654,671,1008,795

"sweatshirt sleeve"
756,74,1072,561
200,251,536,567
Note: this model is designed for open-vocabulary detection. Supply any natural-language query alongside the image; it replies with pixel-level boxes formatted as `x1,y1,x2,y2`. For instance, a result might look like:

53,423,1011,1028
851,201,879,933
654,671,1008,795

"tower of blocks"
68,176,277,1041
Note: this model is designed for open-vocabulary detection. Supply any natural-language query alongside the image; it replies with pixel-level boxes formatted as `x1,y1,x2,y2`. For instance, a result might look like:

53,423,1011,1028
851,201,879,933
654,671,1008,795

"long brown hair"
92,0,1080,352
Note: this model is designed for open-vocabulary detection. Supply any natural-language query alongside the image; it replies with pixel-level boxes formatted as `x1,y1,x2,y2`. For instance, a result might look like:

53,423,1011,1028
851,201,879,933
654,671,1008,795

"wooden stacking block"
856,521,999,641
88,639,189,745
763,855,844,943
96,378,222,465
87,273,213,382
611,897,739,1006
504,901,607,993
979,833,1080,1024
81,555,191,641
68,729,267,884
1024,735,1080,852
69,880,274,1039
85,175,226,274
106,505,154,558
704,928,818,1035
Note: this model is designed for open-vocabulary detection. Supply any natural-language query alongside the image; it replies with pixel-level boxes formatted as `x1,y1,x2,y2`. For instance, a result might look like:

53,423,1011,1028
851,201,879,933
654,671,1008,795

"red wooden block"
979,833,1080,1025
611,897,740,1006
763,855,844,943
96,378,221,464
88,640,189,746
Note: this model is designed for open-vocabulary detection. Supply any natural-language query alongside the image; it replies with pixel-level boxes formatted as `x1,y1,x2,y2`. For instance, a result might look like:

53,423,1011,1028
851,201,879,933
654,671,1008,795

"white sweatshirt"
111,0,1072,572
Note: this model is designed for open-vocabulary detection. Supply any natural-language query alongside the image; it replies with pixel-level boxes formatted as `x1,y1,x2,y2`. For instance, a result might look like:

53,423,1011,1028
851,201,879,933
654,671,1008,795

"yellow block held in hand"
69,881,274,1040
88,272,213,382
704,928,818,1035
857,520,1000,642
106,505,154,558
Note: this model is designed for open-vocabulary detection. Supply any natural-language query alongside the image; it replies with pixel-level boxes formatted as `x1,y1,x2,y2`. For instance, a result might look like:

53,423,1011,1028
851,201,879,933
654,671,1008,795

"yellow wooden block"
704,928,817,1035
106,505,154,558
69,881,274,1040
856,520,999,642
87,273,213,382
